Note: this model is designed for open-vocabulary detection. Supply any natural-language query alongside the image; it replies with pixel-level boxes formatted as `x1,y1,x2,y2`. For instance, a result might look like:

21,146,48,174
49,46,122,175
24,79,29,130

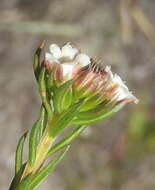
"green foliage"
37,106,47,140
79,94,104,112
15,132,28,174
47,125,87,157
28,147,69,190
10,164,27,190
49,100,84,137
17,174,33,190
33,41,45,80
38,67,46,93
38,67,53,117
53,80,73,113
29,120,42,166
72,103,123,125
10,42,132,190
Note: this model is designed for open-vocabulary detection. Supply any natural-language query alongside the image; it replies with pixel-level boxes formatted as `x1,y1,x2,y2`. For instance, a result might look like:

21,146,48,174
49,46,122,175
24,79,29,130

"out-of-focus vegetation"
0,0,155,190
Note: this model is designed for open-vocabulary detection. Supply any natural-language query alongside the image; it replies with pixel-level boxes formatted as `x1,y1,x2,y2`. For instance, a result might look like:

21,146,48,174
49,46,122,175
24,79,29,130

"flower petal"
45,53,59,64
75,53,90,66
61,44,78,60
49,44,61,59
113,74,128,89
62,63,75,78
112,74,138,103
105,66,113,79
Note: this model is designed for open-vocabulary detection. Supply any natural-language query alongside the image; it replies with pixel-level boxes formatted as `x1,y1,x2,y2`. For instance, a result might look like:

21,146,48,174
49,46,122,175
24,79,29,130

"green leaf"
47,125,87,157
72,103,123,125
38,67,46,93
50,100,84,137
38,67,53,117
15,132,28,175
29,120,41,166
61,86,72,110
38,106,47,140
53,80,73,113
80,95,106,112
46,73,54,94
9,164,26,190
33,41,45,80
17,174,33,190
28,147,69,190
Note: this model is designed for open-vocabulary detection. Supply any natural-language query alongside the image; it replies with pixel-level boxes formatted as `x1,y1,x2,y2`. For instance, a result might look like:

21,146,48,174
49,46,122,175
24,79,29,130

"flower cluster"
41,43,138,127
45,44,137,101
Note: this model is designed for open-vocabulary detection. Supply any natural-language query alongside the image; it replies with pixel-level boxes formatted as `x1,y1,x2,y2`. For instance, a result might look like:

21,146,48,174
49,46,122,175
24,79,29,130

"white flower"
45,43,90,80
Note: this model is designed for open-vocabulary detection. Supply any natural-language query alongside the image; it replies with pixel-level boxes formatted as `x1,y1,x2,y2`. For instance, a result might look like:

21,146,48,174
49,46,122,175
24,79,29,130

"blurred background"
0,0,155,189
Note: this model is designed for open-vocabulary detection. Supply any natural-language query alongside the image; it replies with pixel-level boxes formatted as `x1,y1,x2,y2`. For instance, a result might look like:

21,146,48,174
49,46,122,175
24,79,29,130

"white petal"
105,66,113,78
45,53,59,64
62,63,75,78
112,74,130,100
75,53,90,66
117,86,131,101
113,74,128,89
49,44,61,59
117,87,138,102
112,74,138,103
61,44,78,60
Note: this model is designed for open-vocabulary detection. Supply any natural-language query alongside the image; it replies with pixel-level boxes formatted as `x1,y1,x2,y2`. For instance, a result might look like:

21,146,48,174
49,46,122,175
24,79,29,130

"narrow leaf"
38,67,46,93
17,174,33,190
15,132,27,175
72,104,123,125
33,41,45,80
80,95,106,112
10,163,26,190
50,100,84,137
38,106,47,140
47,125,87,157
29,147,69,190
39,67,53,117
61,86,72,110
29,120,41,166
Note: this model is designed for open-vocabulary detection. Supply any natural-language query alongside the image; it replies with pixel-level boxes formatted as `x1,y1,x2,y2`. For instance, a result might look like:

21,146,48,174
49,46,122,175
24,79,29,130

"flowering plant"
9,42,138,190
